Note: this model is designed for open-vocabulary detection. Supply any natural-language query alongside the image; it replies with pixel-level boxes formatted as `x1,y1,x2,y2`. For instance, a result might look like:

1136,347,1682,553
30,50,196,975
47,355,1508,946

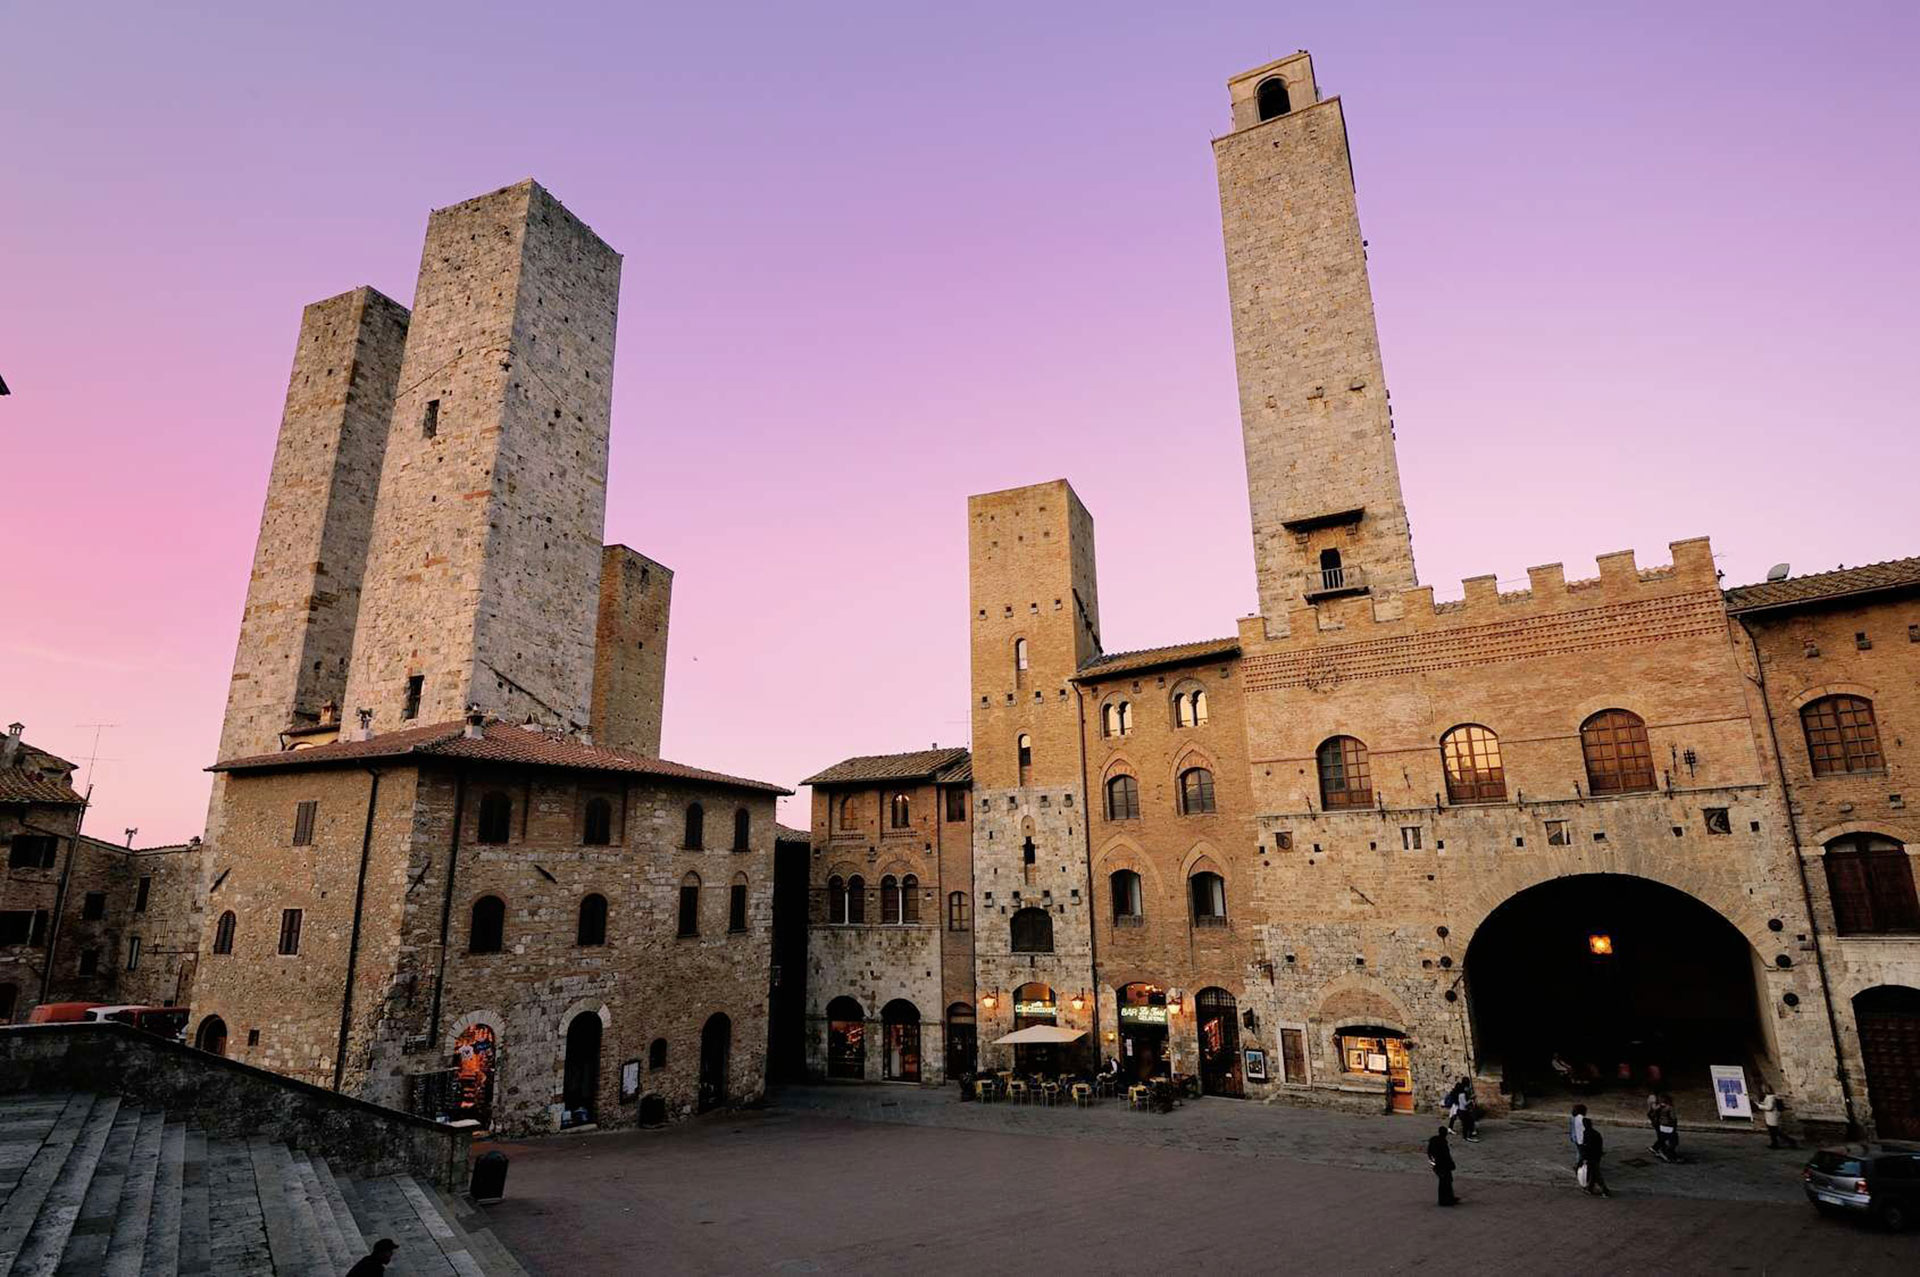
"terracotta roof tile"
1724,557,1920,614
210,720,789,794
0,770,85,805
1075,637,1239,680
775,823,812,844
801,747,971,787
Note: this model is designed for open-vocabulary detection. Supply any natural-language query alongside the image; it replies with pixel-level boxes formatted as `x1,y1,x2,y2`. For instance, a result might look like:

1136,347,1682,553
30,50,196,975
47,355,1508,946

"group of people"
1645,1091,1682,1163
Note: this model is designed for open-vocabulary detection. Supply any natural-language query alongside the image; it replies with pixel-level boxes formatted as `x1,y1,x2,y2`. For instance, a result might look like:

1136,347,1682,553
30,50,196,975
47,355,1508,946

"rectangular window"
126,936,141,970
728,883,748,933
7,834,58,869
677,886,700,938
248,1028,261,1046
134,875,152,913
948,892,970,931
292,800,317,846
78,948,98,976
81,891,106,921
1400,826,1423,851
945,788,968,822
403,674,424,720
0,911,32,946
278,908,303,955
422,398,440,438
1545,820,1570,847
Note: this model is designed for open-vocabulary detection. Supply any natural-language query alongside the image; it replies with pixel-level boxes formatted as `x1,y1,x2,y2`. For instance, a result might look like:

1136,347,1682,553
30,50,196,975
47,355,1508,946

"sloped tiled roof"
0,769,85,806
801,747,971,787
210,720,789,794
775,823,812,845
1725,557,1920,615
1075,637,1240,680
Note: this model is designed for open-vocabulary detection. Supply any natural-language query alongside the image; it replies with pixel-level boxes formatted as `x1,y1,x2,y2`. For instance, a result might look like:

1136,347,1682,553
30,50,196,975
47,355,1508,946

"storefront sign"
1119,1004,1168,1025
1710,1064,1752,1119
1013,1001,1056,1019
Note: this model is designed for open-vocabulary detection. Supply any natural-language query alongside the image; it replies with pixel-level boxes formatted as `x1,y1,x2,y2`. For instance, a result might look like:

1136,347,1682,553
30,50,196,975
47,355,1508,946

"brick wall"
591,545,672,755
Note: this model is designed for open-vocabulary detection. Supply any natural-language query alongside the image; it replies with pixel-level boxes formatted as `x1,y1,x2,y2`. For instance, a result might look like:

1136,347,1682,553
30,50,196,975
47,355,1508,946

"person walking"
347,1239,399,1277
1757,1091,1794,1148
1579,1120,1612,1197
1653,1094,1680,1163
1646,1088,1662,1154
1428,1124,1459,1206
1568,1103,1588,1168
1453,1076,1481,1141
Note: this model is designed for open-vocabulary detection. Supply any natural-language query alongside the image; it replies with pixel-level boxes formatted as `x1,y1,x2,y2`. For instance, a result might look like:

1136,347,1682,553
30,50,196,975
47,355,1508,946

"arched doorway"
1334,1026,1414,1112
452,1024,496,1128
699,1013,731,1112
826,996,865,1079
1466,874,1771,1101
563,1012,603,1124
1196,988,1243,1098
945,1002,977,1079
882,1000,921,1082
1856,986,1920,1139
1116,982,1170,1081
194,1015,228,1056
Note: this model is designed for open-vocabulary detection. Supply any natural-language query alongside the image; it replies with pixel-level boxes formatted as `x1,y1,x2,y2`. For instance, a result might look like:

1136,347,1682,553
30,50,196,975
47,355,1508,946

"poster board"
1244,1048,1268,1082
1710,1064,1752,1119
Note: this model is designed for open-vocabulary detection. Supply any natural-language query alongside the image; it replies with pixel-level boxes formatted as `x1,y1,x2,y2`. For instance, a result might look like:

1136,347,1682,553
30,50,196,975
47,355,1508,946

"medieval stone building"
805,51,1920,1138
191,181,786,1134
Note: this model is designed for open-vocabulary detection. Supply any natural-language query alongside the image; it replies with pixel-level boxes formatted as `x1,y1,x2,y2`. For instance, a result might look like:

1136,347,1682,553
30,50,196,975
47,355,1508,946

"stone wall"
0,789,84,1022
591,545,672,755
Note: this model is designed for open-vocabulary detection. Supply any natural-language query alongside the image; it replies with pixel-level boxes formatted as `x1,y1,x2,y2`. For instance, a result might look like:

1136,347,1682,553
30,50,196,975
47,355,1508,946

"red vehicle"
25,1001,104,1024
86,1005,190,1042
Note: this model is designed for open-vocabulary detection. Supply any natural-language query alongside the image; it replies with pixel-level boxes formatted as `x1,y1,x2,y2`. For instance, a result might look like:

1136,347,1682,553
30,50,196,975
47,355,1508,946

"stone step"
101,1109,164,1277
52,1103,139,1276
10,1093,120,1276
311,1156,368,1259
0,1097,71,1204
202,1136,269,1275
291,1150,354,1272
0,1094,98,1272
135,1119,184,1277
427,1184,527,1277
176,1129,209,1276
347,1175,461,1277
249,1137,328,1276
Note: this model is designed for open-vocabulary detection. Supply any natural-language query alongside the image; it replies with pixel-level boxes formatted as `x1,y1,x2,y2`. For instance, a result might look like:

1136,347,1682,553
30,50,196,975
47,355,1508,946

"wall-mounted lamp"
1070,989,1087,1013
1587,933,1613,956
981,989,1000,1011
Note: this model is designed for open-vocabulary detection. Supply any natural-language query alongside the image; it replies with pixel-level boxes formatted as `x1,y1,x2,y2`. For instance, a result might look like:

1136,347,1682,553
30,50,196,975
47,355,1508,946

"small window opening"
403,674,424,720
1256,77,1291,121
422,398,440,438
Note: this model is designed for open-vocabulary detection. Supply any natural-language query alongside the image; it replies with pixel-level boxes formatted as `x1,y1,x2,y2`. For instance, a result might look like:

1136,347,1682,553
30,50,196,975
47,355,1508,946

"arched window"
1823,834,1919,934
1190,872,1227,925
677,872,701,937
1179,767,1217,815
468,895,505,953
1111,869,1143,921
582,797,613,846
684,802,705,849
212,910,236,955
1174,685,1209,728
1318,547,1344,592
1106,774,1140,820
947,890,970,931
1441,725,1506,804
1801,695,1883,776
1316,737,1372,809
881,874,902,925
476,791,511,844
733,807,751,852
1256,76,1291,121
1010,906,1054,953
648,1037,668,1069
1014,638,1029,672
1580,710,1654,795
577,893,608,946
1017,734,1032,786
1103,700,1133,738
889,792,911,829
827,875,847,925
847,875,867,925
836,793,857,831
902,874,921,923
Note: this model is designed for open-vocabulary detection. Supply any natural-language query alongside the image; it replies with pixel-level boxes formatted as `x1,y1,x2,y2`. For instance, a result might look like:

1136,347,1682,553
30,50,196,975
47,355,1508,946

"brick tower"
1215,52,1416,630
216,286,410,760
341,181,623,733
967,480,1101,1061
590,544,673,755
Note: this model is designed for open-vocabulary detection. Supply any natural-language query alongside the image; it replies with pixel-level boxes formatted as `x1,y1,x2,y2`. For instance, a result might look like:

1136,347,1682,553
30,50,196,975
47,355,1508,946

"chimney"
464,706,487,740
1,722,23,769
354,708,374,742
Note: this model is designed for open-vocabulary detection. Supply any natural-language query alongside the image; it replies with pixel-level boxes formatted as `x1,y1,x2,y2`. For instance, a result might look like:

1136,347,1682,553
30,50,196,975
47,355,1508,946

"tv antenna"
70,723,119,791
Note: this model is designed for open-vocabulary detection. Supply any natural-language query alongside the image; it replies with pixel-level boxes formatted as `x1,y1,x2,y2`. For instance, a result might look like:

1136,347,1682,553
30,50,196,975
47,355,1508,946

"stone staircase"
0,1093,527,1276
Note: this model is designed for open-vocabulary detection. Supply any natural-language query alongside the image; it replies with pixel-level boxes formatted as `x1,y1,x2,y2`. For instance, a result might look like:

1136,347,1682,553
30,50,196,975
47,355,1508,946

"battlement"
1239,537,1721,651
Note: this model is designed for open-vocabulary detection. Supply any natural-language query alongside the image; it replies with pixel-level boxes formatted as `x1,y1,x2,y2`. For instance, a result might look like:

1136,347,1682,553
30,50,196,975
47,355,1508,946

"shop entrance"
1856,985,1920,1139
452,1023,496,1127
826,996,866,1079
1012,983,1060,1073
945,1003,977,1079
562,1012,602,1123
1197,988,1243,1098
882,1000,922,1082
1116,982,1170,1081
699,1013,731,1112
1466,874,1772,1099
1336,1026,1414,1111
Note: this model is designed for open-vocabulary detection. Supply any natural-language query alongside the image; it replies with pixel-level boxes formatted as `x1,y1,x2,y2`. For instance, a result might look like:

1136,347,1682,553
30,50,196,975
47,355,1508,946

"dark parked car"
1803,1142,1920,1231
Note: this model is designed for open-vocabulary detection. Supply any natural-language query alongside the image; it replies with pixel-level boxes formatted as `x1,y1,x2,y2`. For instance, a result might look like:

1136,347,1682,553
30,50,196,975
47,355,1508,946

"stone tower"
590,544,673,755
967,480,1100,1055
216,286,410,760
1214,52,1416,630
342,181,623,733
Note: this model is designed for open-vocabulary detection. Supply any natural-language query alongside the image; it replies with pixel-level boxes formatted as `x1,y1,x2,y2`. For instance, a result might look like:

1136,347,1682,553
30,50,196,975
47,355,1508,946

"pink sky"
4,2,1915,843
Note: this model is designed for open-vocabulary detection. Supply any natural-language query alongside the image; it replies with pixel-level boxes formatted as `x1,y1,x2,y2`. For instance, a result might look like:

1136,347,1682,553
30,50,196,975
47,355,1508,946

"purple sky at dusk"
4,2,1915,843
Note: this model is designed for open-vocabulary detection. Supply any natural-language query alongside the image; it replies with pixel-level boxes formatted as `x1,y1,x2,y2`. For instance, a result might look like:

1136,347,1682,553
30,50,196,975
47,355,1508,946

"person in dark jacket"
1427,1124,1458,1206
1579,1121,1612,1197
346,1239,398,1276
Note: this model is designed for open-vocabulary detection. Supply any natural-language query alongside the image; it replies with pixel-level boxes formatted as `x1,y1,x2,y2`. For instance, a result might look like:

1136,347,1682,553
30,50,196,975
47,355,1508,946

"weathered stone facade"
590,545,672,756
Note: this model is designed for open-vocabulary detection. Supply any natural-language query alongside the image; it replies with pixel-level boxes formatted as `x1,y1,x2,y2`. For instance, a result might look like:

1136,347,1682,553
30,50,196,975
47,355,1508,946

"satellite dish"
1766,563,1791,582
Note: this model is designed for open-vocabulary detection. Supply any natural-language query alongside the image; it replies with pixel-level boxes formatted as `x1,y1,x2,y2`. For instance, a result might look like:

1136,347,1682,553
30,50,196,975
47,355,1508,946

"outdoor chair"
1039,1081,1061,1106
1071,1082,1093,1108
1128,1084,1151,1111
1007,1079,1030,1104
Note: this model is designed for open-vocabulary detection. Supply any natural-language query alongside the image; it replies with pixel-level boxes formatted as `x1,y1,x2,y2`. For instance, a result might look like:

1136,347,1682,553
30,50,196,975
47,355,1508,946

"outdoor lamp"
1588,933,1614,956
981,989,998,1010
1167,994,1182,1016
1070,989,1087,1012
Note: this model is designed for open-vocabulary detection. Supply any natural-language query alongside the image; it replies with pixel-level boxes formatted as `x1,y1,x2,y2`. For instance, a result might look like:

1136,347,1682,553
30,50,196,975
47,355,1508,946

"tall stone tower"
1214,52,1416,630
342,181,623,733
967,480,1100,1057
590,544,673,755
216,287,410,760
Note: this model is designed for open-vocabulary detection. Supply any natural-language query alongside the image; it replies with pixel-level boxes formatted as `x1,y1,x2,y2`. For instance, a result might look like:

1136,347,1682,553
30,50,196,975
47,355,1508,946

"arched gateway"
1465,874,1776,1096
